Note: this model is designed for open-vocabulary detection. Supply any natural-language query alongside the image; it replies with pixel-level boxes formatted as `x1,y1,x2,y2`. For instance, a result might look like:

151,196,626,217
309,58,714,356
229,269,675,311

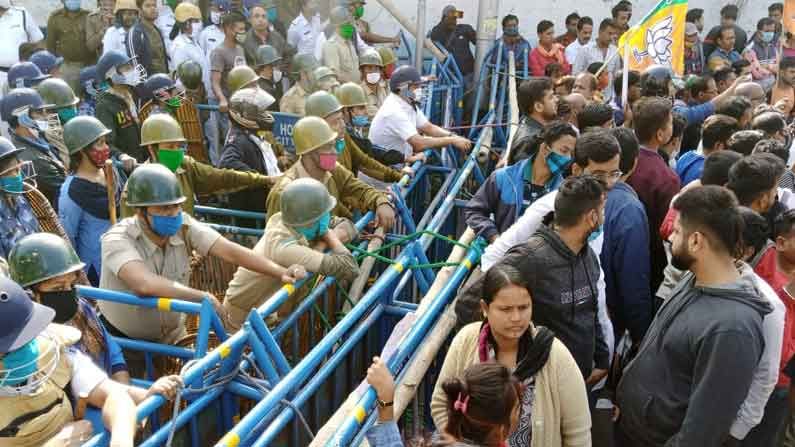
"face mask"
150,211,184,237
235,32,247,44
158,147,185,172
545,150,571,176
122,69,141,86
0,173,24,194
273,69,283,83
335,138,345,154
87,145,111,167
191,22,202,38
34,119,49,132
587,224,603,243
165,95,183,109
38,290,79,324
354,6,364,18
503,27,518,37
64,0,81,11
297,212,331,240
366,72,381,85
267,7,278,22
411,88,424,104
339,23,355,40
1,339,40,387
210,11,221,25
318,152,337,171
762,31,775,43
351,115,369,127
58,107,77,124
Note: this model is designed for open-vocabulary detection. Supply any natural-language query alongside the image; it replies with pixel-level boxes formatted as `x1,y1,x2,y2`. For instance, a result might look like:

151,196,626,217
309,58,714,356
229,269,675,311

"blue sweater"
600,182,653,342
675,150,704,186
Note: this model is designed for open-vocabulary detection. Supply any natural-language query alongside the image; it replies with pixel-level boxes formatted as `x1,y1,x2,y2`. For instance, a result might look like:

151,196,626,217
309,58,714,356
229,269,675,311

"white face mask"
34,120,49,132
191,21,202,37
273,69,283,83
411,88,424,103
210,11,221,25
366,72,381,85
122,69,141,86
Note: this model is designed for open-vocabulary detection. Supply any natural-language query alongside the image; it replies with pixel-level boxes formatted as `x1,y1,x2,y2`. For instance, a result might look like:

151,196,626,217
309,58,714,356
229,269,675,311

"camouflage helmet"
229,87,276,130
377,47,396,66
358,48,383,67
291,53,319,76
8,233,85,288
255,45,281,67
305,90,343,118
335,82,368,108
140,113,186,146
293,116,338,156
177,60,203,91
126,163,186,207
281,178,337,226
227,65,260,94
63,115,111,155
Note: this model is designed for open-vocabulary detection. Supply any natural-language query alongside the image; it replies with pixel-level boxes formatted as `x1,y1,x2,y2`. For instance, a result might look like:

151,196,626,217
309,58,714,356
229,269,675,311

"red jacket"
528,46,571,77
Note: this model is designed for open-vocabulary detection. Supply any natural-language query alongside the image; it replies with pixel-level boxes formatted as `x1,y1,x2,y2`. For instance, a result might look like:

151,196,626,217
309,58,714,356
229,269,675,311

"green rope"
346,229,474,263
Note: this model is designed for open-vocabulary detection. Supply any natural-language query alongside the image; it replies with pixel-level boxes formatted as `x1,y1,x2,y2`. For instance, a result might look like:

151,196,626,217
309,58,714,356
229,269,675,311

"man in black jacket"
128,0,169,76
617,185,771,447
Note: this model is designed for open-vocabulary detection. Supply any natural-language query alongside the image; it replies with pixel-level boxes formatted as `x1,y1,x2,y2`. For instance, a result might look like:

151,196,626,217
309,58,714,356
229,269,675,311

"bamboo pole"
372,0,447,62
104,160,117,225
345,228,385,312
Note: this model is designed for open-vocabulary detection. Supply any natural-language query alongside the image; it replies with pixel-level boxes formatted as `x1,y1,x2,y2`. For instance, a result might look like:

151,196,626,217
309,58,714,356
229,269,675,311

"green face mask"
165,96,182,110
354,6,364,18
58,107,78,124
339,23,355,40
157,147,185,172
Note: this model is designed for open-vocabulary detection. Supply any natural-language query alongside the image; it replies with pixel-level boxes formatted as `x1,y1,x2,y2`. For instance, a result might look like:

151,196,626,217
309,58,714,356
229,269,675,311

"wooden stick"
104,160,117,225
75,392,89,419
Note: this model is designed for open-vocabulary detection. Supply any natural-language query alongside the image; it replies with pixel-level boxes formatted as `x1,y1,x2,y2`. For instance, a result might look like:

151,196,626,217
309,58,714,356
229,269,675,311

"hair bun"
442,377,466,403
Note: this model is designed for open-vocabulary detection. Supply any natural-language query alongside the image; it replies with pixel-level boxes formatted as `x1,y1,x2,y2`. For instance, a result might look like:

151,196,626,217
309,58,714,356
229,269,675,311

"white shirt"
155,5,176,55
170,33,212,95
199,24,225,56
287,13,324,56
66,347,108,398
565,39,589,67
572,41,622,101
102,25,129,57
0,7,43,68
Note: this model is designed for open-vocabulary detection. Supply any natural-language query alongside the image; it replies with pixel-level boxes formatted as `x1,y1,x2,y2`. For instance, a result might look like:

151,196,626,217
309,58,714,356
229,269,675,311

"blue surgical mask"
150,211,184,237
545,151,571,176
0,339,39,387
64,0,81,11
351,115,369,127
267,7,278,22
58,107,78,124
0,173,24,194
503,27,518,37
762,31,775,43
587,224,603,243
297,212,331,241
335,138,345,154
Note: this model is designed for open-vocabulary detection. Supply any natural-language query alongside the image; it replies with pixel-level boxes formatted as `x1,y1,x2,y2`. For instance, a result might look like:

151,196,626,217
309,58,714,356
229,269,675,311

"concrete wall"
18,0,773,46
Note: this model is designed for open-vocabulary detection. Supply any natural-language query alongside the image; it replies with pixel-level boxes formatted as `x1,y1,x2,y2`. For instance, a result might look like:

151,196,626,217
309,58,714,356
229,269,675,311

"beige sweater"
431,322,592,447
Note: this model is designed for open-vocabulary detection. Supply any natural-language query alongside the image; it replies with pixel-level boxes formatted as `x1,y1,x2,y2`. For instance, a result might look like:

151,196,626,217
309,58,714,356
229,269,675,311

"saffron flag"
618,0,688,76
784,0,795,35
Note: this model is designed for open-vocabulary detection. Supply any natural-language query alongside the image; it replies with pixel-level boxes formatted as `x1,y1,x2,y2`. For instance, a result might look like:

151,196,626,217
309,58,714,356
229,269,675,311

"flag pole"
622,39,630,115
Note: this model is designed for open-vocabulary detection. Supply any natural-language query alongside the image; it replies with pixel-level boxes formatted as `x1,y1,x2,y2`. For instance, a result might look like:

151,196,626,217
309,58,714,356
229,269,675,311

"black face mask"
38,290,79,323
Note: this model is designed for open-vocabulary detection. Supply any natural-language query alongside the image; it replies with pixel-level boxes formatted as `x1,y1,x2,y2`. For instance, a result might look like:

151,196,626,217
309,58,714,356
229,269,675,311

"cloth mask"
158,148,185,172
235,32,247,44
503,27,518,37
0,339,39,387
210,11,221,25
354,6,364,18
273,69,283,83
351,115,369,127
87,146,111,168
58,108,78,124
0,173,24,193
297,212,331,240
267,7,278,22
339,23,355,40
318,152,337,171
151,211,184,237
64,0,82,11
335,138,345,154
165,95,183,109
762,31,775,43
545,150,571,176
39,290,79,324
365,72,381,85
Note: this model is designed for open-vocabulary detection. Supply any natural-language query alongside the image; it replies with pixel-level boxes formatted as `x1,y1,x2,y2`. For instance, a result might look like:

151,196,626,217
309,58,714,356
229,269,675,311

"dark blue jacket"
673,100,714,129
600,181,653,342
464,156,564,241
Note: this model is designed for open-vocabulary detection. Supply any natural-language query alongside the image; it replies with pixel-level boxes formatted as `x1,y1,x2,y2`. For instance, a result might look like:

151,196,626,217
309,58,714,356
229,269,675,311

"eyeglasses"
590,170,623,182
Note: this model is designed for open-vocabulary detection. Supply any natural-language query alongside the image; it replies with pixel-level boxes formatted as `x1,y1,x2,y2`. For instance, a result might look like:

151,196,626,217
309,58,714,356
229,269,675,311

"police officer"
377,46,397,79
227,64,261,95
198,0,229,57
1,88,64,206
321,6,360,84
121,112,277,217
254,44,284,107
0,0,43,88
266,116,396,228
220,87,287,215
94,50,146,162
312,65,341,92
101,0,139,57
280,53,318,115
0,137,39,258
45,0,91,93
78,65,99,116
224,178,357,330
35,78,80,167
85,0,115,60
287,0,324,57
0,275,183,446
101,164,304,347
306,89,405,187
358,48,387,117
29,51,63,78
5,62,49,91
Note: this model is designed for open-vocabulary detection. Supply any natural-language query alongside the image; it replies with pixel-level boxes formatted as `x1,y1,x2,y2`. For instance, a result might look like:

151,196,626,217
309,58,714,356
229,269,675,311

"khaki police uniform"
279,82,309,116
46,8,91,92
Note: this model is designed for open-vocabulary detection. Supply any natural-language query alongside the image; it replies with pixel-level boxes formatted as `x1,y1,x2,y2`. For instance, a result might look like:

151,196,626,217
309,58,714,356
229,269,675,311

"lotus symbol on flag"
632,15,674,65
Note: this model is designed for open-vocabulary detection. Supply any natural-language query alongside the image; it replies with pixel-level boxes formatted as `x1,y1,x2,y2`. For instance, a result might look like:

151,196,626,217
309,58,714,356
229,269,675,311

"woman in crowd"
58,116,121,286
430,263,591,446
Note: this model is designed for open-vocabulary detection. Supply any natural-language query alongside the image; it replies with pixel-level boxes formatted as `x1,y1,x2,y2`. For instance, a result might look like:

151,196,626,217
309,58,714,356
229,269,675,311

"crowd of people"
0,0,795,446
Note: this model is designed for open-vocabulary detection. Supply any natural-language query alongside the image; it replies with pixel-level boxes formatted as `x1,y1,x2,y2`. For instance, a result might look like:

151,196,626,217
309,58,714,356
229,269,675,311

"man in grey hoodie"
617,185,772,447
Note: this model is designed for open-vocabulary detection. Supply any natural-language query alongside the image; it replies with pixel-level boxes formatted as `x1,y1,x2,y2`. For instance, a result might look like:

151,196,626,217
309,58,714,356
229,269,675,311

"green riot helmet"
311,66,339,92
335,82,367,108
291,53,319,77
292,115,338,156
255,45,282,68
305,90,343,118
63,116,111,155
35,78,79,123
227,65,260,94
177,60,203,91
358,48,383,68
126,163,186,207
280,177,337,226
8,233,85,288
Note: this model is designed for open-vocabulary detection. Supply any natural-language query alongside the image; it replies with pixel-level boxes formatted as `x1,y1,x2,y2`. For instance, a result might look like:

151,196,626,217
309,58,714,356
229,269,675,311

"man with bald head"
562,92,587,130
752,111,790,146
573,72,598,101
735,82,767,109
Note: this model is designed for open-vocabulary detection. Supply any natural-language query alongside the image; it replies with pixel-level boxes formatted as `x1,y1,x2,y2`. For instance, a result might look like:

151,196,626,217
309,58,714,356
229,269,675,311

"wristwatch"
377,398,394,408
